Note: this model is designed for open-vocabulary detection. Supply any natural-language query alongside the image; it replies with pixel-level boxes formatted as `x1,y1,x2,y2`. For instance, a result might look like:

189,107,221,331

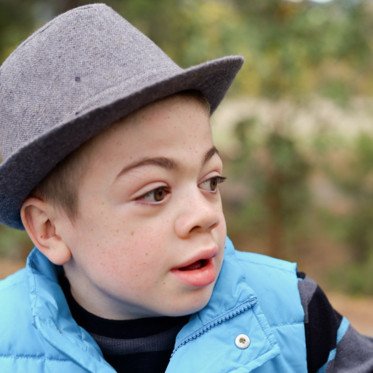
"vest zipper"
171,297,257,356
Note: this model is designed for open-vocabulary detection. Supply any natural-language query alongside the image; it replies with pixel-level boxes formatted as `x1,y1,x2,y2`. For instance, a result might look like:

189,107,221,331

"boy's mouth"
171,248,218,287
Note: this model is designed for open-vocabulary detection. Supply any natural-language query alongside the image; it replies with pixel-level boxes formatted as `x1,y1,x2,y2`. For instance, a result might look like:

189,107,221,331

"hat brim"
0,55,243,229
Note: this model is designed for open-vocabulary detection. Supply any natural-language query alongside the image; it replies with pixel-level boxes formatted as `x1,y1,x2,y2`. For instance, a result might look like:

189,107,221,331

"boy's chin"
160,288,214,318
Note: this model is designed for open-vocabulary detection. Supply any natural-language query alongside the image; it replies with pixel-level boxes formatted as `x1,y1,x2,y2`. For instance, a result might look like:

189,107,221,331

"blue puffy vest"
0,238,307,372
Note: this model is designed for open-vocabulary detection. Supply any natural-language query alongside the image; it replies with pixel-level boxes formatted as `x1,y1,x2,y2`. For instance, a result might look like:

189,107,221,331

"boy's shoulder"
225,240,300,301
0,251,112,372
234,248,297,273
0,267,34,334
223,240,304,328
0,267,47,364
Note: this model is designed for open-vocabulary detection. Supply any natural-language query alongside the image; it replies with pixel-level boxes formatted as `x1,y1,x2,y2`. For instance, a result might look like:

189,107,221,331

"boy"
0,3,372,372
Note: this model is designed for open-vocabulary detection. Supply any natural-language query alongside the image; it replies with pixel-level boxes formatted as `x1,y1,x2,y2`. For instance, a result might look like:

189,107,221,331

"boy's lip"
171,247,219,287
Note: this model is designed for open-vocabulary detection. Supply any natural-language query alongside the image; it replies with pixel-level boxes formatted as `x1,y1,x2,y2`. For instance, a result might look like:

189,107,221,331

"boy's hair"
31,91,210,219
31,141,89,220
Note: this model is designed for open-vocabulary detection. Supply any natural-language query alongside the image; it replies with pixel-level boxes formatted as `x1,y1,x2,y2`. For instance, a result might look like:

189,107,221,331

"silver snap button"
235,334,250,349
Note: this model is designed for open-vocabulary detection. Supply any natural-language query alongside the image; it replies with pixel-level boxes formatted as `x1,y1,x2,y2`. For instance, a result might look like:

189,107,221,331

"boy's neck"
60,275,189,372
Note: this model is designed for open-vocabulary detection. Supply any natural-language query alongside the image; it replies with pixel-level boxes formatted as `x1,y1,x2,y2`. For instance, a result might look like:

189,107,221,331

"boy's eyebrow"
204,146,220,164
116,146,220,178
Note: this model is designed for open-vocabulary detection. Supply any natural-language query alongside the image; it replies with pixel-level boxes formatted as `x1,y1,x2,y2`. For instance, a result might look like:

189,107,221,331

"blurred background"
0,0,372,333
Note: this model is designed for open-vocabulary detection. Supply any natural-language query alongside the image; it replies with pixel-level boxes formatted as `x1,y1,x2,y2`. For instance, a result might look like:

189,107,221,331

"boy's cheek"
218,212,228,239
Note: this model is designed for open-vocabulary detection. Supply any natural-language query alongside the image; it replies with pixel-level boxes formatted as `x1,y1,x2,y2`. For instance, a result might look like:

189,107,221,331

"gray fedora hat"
0,3,243,229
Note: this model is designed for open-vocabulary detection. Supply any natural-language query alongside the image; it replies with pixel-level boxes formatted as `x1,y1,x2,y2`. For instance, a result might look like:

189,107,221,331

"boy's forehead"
86,93,210,149
79,92,210,159
118,93,210,126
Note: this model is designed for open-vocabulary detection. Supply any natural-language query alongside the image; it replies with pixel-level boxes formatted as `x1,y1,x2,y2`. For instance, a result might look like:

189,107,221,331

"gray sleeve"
326,325,373,373
297,273,373,372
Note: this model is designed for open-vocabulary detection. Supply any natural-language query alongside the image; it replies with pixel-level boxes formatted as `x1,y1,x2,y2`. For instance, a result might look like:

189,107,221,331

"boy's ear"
21,197,72,265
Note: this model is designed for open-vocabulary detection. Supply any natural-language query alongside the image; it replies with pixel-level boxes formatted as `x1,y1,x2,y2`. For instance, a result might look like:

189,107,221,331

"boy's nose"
174,191,221,238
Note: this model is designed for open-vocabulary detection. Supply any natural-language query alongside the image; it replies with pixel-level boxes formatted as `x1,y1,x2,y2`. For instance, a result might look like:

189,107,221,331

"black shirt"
61,276,189,373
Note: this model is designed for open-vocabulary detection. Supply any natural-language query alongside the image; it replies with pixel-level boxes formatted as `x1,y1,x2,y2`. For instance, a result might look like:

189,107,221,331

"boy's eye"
200,176,226,193
139,186,169,203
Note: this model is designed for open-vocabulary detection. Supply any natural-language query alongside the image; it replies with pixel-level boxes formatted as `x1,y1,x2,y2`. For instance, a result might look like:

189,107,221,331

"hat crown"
0,4,178,161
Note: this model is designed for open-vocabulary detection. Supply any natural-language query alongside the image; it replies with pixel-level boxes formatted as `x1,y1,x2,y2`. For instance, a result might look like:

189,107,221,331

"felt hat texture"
0,3,243,229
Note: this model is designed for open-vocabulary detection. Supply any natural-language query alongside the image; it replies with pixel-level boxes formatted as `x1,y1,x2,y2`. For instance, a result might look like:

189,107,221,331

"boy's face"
58,94,227,320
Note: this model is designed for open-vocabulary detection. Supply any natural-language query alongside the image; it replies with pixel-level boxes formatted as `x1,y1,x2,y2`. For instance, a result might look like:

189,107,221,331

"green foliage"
231,0,373,100
321,134,373,262
329,252,373,295
225,118,373,294
0,226,31,260
226,117,311,259
0,0,37,62
1,0,372,100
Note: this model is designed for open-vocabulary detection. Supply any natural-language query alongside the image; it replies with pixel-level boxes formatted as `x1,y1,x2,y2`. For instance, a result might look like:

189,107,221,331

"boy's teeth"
180,260,205,271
